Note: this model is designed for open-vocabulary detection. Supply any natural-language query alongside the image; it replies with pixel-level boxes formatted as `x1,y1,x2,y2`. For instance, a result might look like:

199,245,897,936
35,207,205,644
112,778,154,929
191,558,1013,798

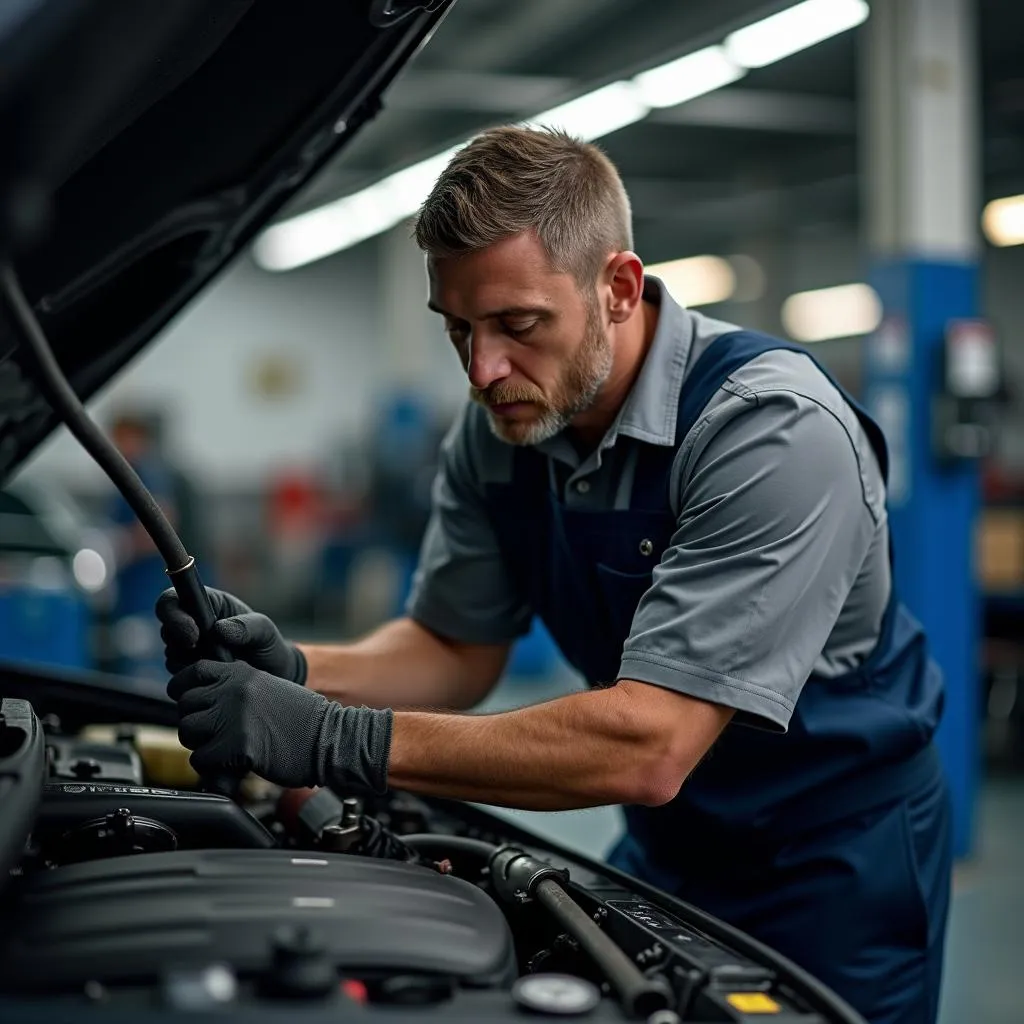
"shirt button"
575,479,591,494
639,539,654,557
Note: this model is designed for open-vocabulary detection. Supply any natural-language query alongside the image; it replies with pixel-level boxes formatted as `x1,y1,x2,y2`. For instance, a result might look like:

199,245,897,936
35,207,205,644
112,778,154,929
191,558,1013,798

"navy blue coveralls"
484,332,953,1024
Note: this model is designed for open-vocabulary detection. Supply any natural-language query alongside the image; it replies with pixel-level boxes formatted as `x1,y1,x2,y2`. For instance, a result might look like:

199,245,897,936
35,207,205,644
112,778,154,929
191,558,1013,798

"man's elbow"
622,756,689,807
600,681,734,807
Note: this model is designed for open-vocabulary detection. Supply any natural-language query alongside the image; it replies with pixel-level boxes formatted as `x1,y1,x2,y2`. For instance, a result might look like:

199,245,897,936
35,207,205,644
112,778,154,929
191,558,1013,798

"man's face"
427,232,612,446
111,422,149,463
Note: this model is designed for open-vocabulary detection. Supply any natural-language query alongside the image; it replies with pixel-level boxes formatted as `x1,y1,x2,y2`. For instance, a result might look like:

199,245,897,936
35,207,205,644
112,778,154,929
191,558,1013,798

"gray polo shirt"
406,277,890,732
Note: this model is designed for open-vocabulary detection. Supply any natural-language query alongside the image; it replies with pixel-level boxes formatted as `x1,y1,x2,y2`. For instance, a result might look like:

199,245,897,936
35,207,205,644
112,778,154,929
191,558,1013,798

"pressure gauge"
511,974,601,1016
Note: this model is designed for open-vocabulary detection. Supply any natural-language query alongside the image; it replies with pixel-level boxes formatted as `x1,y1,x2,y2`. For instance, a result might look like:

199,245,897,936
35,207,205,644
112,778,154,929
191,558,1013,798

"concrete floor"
481,673,1024,1024
939,776,1023,1024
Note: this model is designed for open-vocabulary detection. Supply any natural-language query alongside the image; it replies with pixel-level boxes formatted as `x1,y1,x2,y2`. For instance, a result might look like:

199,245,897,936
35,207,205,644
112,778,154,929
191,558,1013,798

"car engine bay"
0,688,861,1023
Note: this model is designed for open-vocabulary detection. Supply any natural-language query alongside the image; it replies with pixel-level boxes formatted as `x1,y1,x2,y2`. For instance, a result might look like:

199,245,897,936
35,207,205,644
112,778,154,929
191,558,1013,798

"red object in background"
982,460,1024,504
268,471,325,538
341,979,368,1004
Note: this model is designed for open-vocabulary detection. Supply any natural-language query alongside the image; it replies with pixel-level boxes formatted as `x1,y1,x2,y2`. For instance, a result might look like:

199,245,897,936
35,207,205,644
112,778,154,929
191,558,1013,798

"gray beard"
484,403,567,446
487,329,613,447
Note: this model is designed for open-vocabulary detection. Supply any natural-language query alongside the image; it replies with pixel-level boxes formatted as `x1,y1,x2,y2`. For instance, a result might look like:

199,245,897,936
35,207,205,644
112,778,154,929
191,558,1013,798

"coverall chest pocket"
594,562,658,645
590,510,676,649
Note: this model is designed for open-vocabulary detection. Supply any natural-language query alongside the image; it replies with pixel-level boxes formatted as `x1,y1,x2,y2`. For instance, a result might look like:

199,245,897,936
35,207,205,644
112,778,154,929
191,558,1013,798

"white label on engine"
292,897,335,908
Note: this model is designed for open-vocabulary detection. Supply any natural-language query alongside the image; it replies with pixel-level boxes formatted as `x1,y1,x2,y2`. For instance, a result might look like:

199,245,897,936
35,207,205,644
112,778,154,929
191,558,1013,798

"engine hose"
489,847,672,1020
401,834,499,863
533,878,672,1020
356,816,426,864
0,263,189,569
0,262,238,797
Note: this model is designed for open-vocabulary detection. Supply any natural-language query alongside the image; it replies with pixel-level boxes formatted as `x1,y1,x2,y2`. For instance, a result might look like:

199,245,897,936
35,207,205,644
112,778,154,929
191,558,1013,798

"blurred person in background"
365,392,443,611
157,127,949,1024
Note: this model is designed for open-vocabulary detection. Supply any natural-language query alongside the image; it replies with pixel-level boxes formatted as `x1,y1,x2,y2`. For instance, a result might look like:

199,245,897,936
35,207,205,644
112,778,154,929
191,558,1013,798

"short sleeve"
405,405,533,645
617,387,880,731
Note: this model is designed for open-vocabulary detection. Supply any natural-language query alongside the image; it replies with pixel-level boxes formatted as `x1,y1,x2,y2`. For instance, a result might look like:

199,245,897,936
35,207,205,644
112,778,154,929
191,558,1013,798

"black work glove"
168,660,392,794
156,587,307,685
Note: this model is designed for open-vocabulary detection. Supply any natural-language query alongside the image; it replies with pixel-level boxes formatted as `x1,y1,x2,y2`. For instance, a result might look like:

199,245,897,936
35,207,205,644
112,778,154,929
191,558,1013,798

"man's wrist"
294,643,357,702
315,702,394,796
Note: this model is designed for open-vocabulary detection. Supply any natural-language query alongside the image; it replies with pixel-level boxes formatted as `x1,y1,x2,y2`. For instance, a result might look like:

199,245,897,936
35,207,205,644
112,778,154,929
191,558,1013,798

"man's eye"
505,321,538,338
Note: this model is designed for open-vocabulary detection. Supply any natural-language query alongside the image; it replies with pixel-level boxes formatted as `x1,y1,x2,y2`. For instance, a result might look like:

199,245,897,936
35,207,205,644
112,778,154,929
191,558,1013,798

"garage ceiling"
277,0,1024,265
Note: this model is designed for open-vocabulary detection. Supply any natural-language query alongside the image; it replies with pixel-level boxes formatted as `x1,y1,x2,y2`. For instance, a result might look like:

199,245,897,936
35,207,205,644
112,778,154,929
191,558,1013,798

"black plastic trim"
0,698,44,882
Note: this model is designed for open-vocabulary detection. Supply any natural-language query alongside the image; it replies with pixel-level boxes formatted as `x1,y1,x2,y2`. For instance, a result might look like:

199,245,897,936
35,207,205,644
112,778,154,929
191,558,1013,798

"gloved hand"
156,587,307,685
168,660,392,794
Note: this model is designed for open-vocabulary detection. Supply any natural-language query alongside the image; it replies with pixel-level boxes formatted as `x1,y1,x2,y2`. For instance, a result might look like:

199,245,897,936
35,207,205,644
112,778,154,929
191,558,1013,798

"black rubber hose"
401,834,499,862
0,263,238,796
0,263,189,571
533,878,671,1020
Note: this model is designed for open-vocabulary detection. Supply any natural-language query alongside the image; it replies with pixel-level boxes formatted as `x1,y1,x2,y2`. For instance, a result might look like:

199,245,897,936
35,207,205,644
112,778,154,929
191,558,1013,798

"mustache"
470,383,545,407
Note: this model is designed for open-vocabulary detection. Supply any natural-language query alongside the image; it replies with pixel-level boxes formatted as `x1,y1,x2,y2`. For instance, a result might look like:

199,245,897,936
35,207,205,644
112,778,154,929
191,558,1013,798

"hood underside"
0,0,453,482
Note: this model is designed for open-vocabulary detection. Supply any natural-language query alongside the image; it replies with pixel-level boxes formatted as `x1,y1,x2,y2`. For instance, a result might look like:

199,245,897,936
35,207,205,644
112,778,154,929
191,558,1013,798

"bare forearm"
297,617,508,711
388,681,733,810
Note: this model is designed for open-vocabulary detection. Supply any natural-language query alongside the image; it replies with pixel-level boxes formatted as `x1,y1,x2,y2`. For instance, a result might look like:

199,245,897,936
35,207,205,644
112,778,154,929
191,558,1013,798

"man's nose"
466,335,512,391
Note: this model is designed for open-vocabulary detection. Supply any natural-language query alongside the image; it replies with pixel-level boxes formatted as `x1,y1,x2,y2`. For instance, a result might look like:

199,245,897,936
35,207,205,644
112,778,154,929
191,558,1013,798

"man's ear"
603,252,645,324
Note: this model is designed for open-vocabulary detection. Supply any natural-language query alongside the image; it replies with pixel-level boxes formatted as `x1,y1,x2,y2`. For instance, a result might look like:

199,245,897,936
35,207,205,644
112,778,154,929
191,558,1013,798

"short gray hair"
414,125,633,287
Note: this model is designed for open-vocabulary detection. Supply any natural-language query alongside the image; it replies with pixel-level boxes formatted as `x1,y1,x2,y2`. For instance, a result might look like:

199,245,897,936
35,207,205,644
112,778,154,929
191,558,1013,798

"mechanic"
159,126,951,1024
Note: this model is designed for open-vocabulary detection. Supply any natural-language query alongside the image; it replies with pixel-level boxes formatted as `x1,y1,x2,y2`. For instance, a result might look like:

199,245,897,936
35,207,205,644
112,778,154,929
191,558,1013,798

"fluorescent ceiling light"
525,81,649,141
254,146,462,271
254,188,398,272
633,46,744,108
781,282,882,343
725,0,869,69
647,255,737,307
982,194,1024,247
254,0,871,270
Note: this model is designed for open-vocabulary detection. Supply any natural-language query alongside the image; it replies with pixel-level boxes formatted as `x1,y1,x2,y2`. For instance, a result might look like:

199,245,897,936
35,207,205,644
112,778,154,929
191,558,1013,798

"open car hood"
0,0,453,483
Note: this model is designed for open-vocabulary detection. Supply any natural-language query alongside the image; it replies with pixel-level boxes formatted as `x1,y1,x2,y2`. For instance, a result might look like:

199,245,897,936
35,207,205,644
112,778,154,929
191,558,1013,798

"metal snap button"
639,539,654,557
575,479,591,494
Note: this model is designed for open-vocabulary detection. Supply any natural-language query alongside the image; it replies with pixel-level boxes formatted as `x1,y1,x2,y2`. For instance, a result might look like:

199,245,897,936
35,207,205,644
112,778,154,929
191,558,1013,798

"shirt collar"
534,276,694,464
613,275,692,447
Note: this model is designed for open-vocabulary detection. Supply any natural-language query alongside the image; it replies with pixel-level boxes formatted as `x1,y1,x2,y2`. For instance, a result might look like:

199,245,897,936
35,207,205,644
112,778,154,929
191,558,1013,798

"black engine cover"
0,849,516,992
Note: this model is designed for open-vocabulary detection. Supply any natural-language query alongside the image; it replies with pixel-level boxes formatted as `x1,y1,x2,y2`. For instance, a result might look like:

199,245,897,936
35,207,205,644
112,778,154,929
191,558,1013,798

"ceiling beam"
454,0,628,73
649,89,856,135
626,173,858,231
385,70,573,114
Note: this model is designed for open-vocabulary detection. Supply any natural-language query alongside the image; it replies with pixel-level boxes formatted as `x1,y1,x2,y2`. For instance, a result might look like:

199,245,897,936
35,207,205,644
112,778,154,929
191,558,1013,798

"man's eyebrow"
483,306,552,320
426,302,553,320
